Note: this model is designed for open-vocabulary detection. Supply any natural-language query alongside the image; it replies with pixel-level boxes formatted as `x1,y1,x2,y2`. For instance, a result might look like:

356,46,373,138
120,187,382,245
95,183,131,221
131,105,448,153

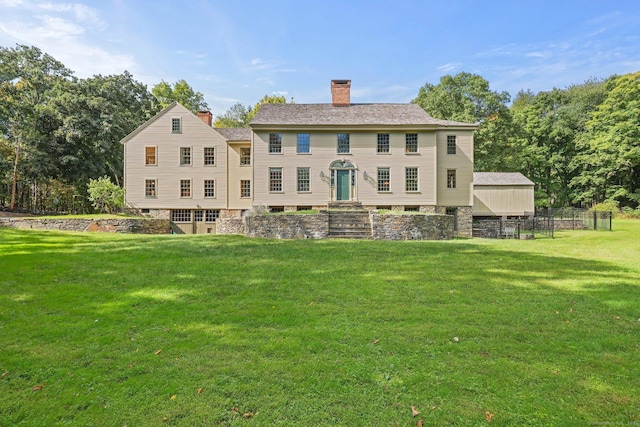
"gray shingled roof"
214,128,252,141
250,103,476,127
474,172,534,186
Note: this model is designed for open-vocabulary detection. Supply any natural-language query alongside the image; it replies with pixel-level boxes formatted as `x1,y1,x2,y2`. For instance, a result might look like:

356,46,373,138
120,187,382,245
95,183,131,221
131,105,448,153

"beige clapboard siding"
227,142,253,209
435,130,474,206
252,130,437,206
473,185,535,216
124,103,228,209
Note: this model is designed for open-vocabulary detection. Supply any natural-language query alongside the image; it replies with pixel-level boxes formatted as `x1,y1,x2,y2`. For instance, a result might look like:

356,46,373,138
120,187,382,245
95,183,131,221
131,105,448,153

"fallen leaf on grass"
243,412,254,418
1,372,8,379
485,411,494,422
154,349,162,355
372,338,379,344
197,387,204,394
411,405,420,416
417,420,424,427
33,384,44,391
170,394,177,400
232,408,239,413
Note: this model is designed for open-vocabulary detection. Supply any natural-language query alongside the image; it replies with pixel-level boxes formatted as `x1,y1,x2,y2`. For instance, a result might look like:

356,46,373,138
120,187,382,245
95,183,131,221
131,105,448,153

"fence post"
609,211,612,231
593,210,597,230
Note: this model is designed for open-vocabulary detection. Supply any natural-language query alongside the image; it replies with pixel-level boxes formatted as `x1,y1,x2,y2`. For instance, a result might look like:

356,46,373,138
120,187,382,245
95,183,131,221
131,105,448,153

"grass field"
1,221,639,426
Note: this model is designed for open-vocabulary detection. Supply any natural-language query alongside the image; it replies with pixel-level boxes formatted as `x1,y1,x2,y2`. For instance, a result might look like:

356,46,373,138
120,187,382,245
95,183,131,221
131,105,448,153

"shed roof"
250,103,476,127
474,172,535,186
214,128,252,141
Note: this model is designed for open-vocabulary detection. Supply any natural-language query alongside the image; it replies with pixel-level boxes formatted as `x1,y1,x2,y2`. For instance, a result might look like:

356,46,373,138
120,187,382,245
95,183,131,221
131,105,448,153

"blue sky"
1,0,639,115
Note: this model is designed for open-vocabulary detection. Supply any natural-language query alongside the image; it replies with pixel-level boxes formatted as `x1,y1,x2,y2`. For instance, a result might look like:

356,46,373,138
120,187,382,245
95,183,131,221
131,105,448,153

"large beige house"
122,80,478,235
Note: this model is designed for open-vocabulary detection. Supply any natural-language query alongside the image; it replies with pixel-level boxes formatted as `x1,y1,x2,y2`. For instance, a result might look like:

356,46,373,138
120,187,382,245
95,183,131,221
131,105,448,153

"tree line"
1,44,638,213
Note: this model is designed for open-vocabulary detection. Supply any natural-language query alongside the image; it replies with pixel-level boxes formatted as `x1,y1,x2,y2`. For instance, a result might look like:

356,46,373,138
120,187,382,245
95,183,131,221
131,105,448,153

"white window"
171,118,182,134
171,209,191,222
204,180,215,198
204,147,215,165
205,209,220,222
447,135,457,155
180,147,191,165
269,133,282,153
180,179,191,197
337,133,350,153
145,179,157,198
406,167,418,192
145,146,157,165
269,168,283,192
378,168,390,192
297,133,310,153
447,169,456,189
240,180,251,198
377,134,389,153
406,133,418,153
297,167,310,192
240,147,251,165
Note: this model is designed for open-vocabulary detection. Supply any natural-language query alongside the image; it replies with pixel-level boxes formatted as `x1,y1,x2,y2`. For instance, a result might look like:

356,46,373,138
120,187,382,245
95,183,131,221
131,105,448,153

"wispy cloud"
0,1,134,77
437,62,461,72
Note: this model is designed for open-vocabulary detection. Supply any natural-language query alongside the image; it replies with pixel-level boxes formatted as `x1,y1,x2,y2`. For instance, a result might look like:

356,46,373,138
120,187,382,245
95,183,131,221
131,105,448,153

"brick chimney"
197,110,212,126
331,80,351,107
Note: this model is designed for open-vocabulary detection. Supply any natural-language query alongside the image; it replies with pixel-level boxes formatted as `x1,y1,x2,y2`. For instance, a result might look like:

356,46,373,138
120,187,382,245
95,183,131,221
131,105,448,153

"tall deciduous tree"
571,72,640,207
214,94,286,128
0,44,71,210
413,72,514,171
151,80,208,113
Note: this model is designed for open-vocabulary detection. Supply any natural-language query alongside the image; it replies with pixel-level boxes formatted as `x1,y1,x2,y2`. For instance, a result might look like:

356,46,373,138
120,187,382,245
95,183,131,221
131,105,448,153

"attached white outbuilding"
473,172,535,217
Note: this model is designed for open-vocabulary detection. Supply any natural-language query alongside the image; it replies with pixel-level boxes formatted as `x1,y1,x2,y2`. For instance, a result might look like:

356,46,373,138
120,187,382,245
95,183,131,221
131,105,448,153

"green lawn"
1,221,639,426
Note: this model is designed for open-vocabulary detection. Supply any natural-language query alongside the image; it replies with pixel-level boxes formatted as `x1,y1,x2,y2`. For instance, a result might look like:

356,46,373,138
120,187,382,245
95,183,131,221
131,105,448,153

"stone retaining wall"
370,213,454,240
0,218,171,234
244,212,330,239
216,218,247,235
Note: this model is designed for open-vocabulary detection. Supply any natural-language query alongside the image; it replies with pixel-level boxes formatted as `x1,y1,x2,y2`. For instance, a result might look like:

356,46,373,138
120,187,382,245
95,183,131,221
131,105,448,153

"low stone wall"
554,219,588,230
371,213,454,240
216,217,247,235
244,212,329,239
0,218,171,234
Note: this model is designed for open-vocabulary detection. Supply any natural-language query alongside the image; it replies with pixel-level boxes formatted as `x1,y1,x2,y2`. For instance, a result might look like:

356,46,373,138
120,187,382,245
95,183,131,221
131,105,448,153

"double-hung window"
447,169,457,189
405,168,418,192
405,133,418,153
180,179,191,197
378,168,390,192
145,146,157,165
269,133,282,153
204,180,215,198
204,147,215,165
240,180,251,198
297,133,310,153
447,135,457,155
269,168,283,192
240,147,251,165
297,167,310,192
377,133,390,153
337,133,350,153
145,179,157,198
180,147,191,165
205,209,220,222
171,118,182,134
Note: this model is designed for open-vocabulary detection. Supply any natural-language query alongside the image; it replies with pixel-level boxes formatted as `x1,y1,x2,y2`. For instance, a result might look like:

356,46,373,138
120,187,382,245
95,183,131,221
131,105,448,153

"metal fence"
473,215,553,239
537,208,613,231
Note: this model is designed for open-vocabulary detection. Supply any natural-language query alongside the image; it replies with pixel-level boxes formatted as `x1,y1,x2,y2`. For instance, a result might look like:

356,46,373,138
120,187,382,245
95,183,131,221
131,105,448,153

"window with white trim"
269,133,282,153
337,133,350,153
180,147,191,165
171,209,191,222
240,147,251,165
447,135,457,155
240,180,251,198
205,209,220,222
297,133,310,153
145,146,157,165
204,147,215,165
406,133,418,153
447,169,457,189
180,179,191,197
297,167,310,192
171,118,182,134
378,168,390,192
269,168,283,192
204,180,215,198
377,133,390,153
145,179,157,198
405,167,418,192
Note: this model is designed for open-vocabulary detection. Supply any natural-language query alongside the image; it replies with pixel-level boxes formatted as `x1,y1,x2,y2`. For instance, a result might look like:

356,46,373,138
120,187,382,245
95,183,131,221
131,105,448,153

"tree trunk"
9,141,20,212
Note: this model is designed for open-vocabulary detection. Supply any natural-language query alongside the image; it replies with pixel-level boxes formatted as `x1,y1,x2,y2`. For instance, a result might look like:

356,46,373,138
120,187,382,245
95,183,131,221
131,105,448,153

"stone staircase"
328,205,372,239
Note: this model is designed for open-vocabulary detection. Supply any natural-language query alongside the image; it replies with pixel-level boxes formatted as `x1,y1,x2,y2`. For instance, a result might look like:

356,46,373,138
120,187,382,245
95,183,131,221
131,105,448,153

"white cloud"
437,62,461,72
0,1,136,77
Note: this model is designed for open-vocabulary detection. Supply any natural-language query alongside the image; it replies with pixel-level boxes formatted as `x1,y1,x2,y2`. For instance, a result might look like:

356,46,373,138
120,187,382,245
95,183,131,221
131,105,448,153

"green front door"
336,170,350,200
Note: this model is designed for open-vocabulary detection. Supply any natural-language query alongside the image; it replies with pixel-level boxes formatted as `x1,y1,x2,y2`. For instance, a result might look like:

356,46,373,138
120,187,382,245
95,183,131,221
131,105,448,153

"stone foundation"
216,217,246,235
370,213,453,240
0,218,171,234
244,211,330,239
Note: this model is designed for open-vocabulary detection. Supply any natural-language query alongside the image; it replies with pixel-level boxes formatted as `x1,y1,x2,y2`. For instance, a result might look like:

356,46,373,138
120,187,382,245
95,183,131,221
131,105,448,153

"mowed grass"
0,222,639,426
